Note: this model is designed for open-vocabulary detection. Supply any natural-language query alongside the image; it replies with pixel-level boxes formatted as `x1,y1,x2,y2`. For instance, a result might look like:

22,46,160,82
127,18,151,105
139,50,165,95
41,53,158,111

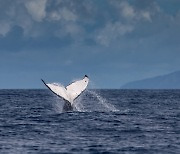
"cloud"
49,11,61,21
96,22,134,46
0,21,11,36
0,0,179,47
48,7,77,22
25,0,47,22
60,8,77,21
141,11,152,22
64,23,82,36
120,1,135,19
0,0,180,88
55,22,84,42
116,1,152,22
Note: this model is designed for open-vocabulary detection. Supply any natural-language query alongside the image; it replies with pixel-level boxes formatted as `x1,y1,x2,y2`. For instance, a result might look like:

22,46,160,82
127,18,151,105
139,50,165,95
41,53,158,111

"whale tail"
41,75,89,111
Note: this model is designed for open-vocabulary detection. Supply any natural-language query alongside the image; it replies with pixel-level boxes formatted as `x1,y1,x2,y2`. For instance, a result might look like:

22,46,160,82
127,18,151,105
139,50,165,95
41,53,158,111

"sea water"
0,89,179,153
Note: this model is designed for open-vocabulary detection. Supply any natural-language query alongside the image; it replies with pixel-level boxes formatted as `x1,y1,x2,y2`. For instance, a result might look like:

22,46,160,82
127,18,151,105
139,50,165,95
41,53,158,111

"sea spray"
52,96,64,113
86,90,118,112
74,90,118,112
73,91,89,112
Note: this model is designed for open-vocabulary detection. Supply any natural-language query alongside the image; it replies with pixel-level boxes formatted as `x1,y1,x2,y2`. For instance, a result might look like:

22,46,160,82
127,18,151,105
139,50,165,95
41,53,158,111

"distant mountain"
121,71,180,89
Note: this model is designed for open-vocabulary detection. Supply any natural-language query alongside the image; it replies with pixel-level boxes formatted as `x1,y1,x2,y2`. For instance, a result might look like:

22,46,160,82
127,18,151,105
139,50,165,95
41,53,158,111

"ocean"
0,89,179,154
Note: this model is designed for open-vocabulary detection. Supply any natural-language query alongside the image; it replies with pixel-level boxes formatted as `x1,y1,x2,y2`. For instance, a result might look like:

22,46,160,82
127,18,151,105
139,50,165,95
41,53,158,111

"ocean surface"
0,89,179,154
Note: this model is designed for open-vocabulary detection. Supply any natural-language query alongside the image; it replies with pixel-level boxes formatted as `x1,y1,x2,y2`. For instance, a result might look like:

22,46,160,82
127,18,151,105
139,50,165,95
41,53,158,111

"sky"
0,0,180,89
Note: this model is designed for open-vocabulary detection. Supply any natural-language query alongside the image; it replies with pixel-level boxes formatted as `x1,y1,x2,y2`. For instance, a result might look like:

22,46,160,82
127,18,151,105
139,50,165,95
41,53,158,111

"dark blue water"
0,89,179,154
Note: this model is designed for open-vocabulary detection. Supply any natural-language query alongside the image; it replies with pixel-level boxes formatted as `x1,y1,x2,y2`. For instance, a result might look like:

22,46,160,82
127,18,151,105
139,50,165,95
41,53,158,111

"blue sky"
0,0,180,89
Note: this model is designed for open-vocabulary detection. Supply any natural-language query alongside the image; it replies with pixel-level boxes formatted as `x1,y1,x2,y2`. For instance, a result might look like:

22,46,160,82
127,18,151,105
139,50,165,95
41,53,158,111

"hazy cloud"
0,0,179,46
120,1,136,19
60,8,77,22
141,11,151,22
25,0,47,22
96,22,134,46
111,0,153,22
0,21,11,36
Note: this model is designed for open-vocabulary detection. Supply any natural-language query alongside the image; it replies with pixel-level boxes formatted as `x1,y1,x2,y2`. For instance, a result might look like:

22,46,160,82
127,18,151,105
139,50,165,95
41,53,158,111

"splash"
51,87,119,112
52,96,64,113
74,90,118,112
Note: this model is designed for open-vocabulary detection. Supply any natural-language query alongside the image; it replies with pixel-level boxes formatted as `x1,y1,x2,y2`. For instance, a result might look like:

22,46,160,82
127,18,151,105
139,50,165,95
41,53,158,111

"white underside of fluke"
42,75,89,105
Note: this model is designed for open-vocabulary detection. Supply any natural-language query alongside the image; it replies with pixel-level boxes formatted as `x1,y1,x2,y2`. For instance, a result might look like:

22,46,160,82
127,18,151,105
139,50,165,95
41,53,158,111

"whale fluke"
41,75,89,111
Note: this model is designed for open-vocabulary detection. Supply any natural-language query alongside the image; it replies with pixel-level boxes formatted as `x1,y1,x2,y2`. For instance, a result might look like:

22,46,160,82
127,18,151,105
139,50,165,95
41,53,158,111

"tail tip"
41,79,46,84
